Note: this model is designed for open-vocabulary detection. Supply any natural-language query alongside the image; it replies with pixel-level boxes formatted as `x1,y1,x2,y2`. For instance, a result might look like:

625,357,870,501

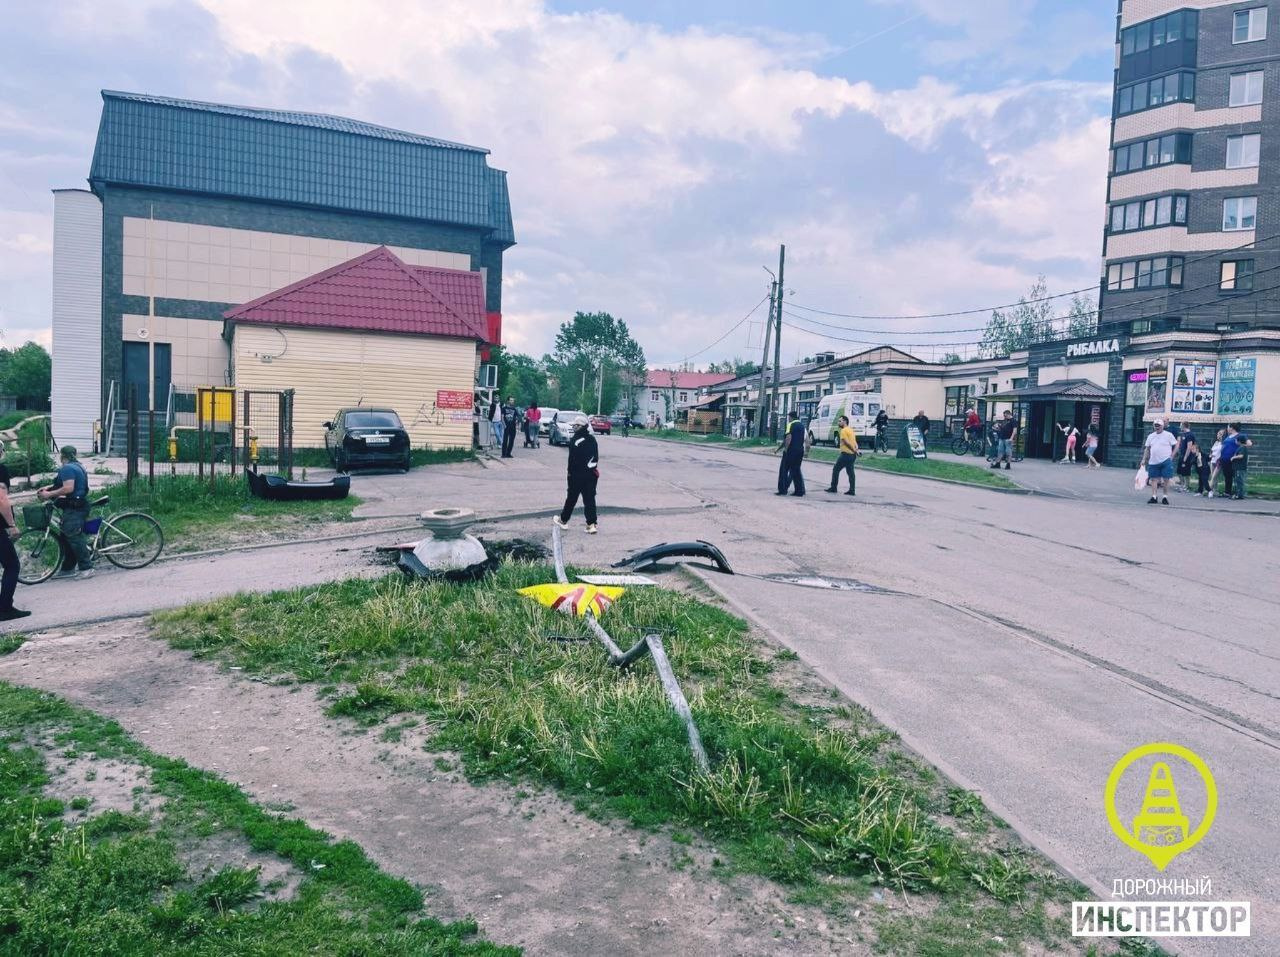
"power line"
785,227,1280,323
679,294,770,364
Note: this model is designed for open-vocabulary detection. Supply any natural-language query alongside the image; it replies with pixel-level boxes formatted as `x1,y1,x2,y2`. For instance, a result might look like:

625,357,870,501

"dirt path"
0,620,866,956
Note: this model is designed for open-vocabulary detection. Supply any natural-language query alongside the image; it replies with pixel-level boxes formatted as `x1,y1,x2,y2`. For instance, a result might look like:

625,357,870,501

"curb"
635,435,1042,496
676,561,1114,906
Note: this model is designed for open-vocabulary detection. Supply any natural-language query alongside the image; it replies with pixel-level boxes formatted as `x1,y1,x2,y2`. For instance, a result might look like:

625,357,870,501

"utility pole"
755,279,776,437
769,244,785,438
596,361,604,415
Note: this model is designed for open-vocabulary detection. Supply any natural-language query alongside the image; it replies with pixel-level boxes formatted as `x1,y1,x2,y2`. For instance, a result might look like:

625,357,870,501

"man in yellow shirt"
825,415,859,496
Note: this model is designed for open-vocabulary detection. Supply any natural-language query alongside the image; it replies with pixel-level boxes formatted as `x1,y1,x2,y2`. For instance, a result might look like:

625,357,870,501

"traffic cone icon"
1132,762,1189,847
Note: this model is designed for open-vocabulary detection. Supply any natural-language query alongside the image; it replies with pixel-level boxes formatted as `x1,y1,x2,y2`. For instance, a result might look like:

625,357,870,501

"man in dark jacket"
500,396,519,458
38,445,93,578
775,416,807,497
0,447,31,621
553,415,600,533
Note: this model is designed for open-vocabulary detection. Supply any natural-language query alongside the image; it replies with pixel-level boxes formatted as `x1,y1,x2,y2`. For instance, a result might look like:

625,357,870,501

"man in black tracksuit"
553,416,600,533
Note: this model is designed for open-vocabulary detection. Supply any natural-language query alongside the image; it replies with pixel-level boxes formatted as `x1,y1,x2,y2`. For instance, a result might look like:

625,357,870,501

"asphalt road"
6,437,1276,953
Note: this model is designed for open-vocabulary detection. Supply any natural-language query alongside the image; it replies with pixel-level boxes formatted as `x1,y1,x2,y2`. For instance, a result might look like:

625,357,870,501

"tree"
1065,294,1098,339
941,352,963,364
551,312,646,414
489,346,550,404
0,341,52,409
979,276,1061,358
708,357,758,376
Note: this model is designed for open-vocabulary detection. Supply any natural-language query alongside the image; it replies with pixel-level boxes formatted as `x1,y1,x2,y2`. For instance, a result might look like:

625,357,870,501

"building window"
679,391,688,403
1222,196,1258,231
650,390,659,401
1220,260,1255,291
1229,71,1264,106
1131,319,1153,334
1109,194,1189,233
1106,256,1185,291
1121,11,1197,55
1112,133,1193,174
1233,7,1267,43
1116,72,1195,117
1226,133,1261,168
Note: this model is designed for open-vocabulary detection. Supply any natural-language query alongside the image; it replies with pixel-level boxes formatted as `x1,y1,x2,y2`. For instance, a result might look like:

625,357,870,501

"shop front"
983,380,1113,462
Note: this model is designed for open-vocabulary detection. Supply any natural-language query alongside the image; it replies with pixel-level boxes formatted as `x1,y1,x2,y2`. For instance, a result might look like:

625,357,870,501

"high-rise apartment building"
1101,1,1277,334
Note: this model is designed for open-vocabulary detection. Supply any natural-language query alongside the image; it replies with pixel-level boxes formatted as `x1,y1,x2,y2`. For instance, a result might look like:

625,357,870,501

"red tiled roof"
224,246,488,340
644,370,736,390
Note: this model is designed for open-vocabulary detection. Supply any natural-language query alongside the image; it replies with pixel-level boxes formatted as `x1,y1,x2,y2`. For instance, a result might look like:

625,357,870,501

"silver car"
548,410,588,446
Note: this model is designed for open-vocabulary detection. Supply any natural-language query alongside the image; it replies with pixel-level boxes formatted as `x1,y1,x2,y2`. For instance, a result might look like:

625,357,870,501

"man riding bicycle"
37,445,94,579
873,408,890,450
964,407,982,441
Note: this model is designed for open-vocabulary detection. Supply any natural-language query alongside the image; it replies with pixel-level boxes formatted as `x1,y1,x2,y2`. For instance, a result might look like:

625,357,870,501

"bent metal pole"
552,524,710,773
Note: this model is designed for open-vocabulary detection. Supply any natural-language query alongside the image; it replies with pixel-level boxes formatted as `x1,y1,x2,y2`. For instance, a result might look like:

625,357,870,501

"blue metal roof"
90,91,514,245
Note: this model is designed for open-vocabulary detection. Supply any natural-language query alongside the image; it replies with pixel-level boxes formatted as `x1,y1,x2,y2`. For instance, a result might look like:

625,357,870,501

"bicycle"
951,432,986,456
16,496,164,585
873,427,889,453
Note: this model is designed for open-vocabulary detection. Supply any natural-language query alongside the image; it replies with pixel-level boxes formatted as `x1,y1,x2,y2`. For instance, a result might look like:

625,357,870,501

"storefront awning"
983,379,1113,403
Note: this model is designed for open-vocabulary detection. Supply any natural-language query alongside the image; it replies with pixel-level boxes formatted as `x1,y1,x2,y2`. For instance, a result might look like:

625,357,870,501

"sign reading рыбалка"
1072,743,1251,939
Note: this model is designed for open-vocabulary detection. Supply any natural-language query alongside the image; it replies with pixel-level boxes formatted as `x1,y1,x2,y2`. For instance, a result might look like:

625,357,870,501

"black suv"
324,408,411,472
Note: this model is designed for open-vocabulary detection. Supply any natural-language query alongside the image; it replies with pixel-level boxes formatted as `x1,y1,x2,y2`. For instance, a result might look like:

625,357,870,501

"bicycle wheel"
950,436,970,456
15,529,61,584
99,512,164,569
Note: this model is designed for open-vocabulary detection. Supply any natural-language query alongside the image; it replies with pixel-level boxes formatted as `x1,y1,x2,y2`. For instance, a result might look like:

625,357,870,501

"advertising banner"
1171,362,1216,414
1218,358,1256,416
435,390,474,411
1146,359,1168,414
1126,371,1148,407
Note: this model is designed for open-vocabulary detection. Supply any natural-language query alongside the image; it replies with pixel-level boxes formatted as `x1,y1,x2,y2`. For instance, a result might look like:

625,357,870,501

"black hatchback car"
324,408,412,472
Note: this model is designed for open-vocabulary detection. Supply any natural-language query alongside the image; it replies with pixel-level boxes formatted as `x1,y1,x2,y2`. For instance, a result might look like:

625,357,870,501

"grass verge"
639,430,1018,489
96,474,360,553
152,566,1111,953
0,681,513,955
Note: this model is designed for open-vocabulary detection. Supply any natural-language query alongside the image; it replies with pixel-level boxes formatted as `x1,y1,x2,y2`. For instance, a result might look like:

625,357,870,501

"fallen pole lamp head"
612,541,734,574
518,582,625,617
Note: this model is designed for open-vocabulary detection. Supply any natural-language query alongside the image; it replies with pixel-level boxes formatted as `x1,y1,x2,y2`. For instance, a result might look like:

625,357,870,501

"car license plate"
365,435,390,445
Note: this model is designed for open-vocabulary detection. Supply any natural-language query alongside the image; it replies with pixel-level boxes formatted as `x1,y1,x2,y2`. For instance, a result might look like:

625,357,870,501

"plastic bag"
1134,466,1148,492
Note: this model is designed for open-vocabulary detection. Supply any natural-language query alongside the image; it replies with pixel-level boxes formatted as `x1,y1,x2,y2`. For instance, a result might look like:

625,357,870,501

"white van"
809,392,884,445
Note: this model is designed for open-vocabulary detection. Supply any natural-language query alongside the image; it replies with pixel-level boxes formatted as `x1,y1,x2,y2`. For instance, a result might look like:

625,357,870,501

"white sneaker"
77,568,95,580
552,517,569,530
586,524,598,535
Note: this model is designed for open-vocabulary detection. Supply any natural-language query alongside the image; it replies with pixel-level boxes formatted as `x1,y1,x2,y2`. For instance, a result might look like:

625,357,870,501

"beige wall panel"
1109,166,1259,201
1122,0,1238,28
1113,104,1261,144
1106,226,1255,258
122,218,474,305
232,325,476,448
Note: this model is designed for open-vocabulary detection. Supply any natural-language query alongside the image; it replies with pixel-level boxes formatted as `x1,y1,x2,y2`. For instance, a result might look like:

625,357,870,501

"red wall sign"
436,390,473,411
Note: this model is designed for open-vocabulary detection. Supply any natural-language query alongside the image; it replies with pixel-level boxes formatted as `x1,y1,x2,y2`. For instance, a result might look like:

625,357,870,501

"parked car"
589,415,612,435
549,410,588,446
537,407,560,436
324,407,411,472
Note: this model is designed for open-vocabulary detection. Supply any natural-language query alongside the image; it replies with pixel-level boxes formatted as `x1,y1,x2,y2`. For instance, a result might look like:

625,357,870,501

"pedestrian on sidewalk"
0,448,30,622
37,446,94,577
1084,424,1101,468
1139,419,1178,505
1185,437,1211,497
990,410,1018,470
488,397,503,451
1057,422,1079,463
825,415,859,496
553,415,600,534
1207,429,1225,498
1173,421,1196,493
775,415,807,497
500,396,518,458
524,401,542,447
1220,423,1253,500
911,409,931,447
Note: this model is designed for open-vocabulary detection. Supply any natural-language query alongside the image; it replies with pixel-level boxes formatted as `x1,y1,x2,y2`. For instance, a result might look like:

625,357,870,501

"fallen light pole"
552,523,710,773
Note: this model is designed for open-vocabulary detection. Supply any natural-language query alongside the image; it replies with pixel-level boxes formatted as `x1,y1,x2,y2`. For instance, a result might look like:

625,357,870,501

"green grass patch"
1239,472,1280,500
805,448,1019,488
639,432,1017,489
0,681,514,955
97,473,360,553
150,567,1092,951
0,633,26,656
0,409,55,475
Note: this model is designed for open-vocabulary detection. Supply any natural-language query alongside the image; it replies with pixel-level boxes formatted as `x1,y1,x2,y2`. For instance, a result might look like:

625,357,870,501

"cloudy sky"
0,0,1116,367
